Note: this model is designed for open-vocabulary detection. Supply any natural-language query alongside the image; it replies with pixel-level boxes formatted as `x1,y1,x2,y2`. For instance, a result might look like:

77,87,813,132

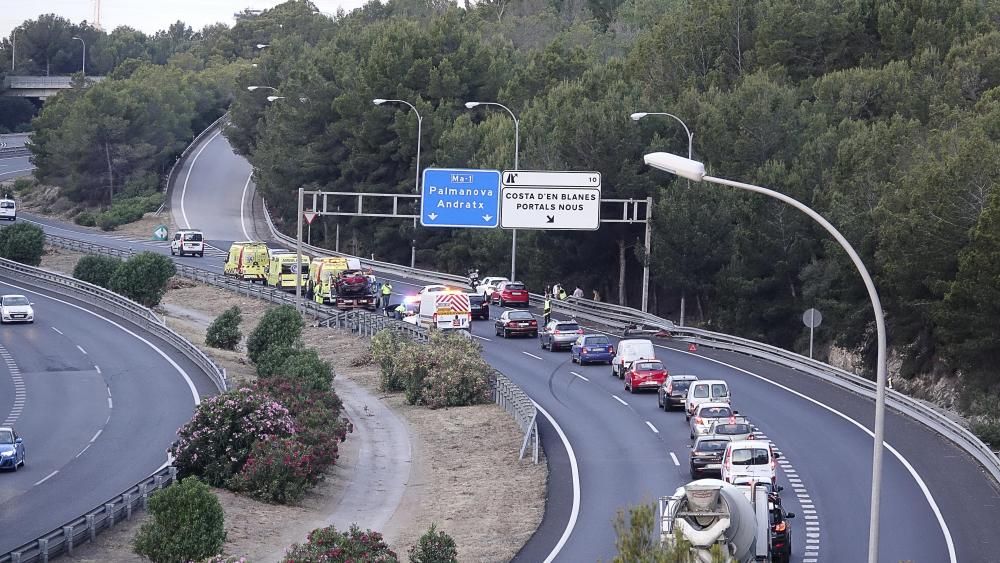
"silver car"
689,402,736,439
540,320,582,351
707,416,755,442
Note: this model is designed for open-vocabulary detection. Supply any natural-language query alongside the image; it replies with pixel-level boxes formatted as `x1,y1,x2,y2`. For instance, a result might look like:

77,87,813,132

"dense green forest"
13,0,1000,438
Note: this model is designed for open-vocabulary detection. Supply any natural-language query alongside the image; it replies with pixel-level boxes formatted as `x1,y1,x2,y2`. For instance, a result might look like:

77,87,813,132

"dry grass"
36,261,545,562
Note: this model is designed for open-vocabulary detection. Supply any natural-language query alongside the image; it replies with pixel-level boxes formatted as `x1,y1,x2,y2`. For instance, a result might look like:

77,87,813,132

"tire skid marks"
1,343,25,425
756,431,821,561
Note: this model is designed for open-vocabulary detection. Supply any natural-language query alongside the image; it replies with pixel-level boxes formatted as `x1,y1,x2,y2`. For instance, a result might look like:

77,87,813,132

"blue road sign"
421,168,501,228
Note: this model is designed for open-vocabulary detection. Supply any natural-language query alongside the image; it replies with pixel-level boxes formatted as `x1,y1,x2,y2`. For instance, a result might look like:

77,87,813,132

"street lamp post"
643,151,888,563
72,36,86,77
10,29,17,72
631,111,694,322
465,101,520,281
373,98,423,269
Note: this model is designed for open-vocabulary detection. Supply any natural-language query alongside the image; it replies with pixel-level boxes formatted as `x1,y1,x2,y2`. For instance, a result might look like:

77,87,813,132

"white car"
418,284,454,294
721,439,779,485
476,276,509,298
170,229,205,257
0,295,34,323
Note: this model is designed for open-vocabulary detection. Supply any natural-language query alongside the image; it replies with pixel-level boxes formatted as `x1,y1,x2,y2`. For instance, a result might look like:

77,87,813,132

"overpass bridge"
2,76,106,99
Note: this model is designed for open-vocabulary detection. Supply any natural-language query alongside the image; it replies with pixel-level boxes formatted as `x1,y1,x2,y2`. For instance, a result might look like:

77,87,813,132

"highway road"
16,129,1000,561
0,155,34,182
0,275,220,554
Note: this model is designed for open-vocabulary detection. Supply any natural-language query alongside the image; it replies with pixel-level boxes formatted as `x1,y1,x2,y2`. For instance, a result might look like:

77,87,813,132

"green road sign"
153,225,168,241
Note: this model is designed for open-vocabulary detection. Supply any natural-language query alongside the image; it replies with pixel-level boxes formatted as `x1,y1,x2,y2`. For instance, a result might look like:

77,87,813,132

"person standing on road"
543,297,552,326
573,286,584,299
559,286,567,300
380,280,393,308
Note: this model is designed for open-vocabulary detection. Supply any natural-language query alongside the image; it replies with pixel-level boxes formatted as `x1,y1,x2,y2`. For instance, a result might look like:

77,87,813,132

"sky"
0,0,370,38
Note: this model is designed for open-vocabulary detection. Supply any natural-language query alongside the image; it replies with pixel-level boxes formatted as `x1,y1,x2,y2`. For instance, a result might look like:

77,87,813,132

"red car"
491,281,530,307
624,359,668,394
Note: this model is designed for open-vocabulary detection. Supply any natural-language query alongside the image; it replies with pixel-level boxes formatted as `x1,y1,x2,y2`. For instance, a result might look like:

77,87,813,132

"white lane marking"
34,471,58,486
95,365,101,374
667,346,957,563
108,397,113,408
180,128,223,229
51,327,63,335
669,452,680,466
533,401,580,563
570,371,589,382
0,167,35,178
106,387,111,397
522,351,543,360
1,343,25,425
612,395,628,406
0,280,201,406
90,429,102,442
645,420,659,434
471,334,492,341
76,444,90,457
239,172,253,240
76,345,87,355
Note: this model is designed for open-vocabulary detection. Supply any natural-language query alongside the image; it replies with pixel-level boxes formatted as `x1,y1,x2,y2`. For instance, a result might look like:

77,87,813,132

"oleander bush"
371,329,405,392
169,388,296,487
388,331,493,409
283,525,398,562
72,254,122,289
257,347,333,391
0,222,45,266
228,436,317,503
408,524,458,563
132,477,225,563
247,305,304,364
206,306,242,350
256,378,348,475
108,251,176,306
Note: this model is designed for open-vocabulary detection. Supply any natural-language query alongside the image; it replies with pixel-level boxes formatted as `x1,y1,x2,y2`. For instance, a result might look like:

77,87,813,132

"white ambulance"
411,291,471,331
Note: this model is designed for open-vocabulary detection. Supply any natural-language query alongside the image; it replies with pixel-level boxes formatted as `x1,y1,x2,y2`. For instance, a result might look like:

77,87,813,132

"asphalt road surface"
0,277,219,554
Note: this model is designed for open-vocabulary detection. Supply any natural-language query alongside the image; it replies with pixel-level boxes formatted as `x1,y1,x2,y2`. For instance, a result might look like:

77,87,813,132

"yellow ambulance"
265,251,311,290
224,241,270,282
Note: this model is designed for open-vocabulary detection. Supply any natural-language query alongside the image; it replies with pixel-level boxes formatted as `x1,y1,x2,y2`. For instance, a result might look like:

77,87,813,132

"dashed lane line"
34,470,58,486
570,371,589,382
612,395,628,406
522,351,543,360
1,344,25,425
669,452,680,466
645,420,659,434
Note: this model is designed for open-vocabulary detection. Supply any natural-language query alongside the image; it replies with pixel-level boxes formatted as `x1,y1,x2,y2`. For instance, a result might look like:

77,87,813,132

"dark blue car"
571,334,615,365
0,427,25,471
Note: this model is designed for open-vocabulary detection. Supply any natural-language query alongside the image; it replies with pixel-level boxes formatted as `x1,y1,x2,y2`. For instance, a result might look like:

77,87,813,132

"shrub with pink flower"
283,525,398,562
228,436,317,503
256,378,348,471
170,388,296,487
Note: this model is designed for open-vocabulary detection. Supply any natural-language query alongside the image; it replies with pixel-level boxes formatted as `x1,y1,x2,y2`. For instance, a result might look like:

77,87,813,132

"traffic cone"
688,342,698,352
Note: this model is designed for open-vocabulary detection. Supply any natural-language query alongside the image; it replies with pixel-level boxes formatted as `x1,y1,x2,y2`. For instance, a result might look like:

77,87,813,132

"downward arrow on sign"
427,213,439,221
482,214,493,222
546,215,555,223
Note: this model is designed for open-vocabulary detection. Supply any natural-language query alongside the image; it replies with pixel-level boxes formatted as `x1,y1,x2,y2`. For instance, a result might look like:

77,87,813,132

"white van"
611,339,655,379
685,379,731,419
0,199,16,221
721,440,778,485
416,292,471,331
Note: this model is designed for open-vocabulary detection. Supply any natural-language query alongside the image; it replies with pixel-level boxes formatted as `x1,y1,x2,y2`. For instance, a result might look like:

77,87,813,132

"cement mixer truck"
658,479,774,562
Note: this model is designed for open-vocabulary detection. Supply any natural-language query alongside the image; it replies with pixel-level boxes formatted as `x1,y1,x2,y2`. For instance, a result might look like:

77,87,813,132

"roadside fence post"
86,514,96,541
64,525,74,555
105,503,115,528
39,538,48,563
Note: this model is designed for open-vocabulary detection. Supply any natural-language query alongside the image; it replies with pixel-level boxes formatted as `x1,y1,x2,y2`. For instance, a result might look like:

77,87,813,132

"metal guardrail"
1,467,178,563
0,252,228,562
0,147,31,159
157,113,230,215
262,203,540,462
0,252,227,393
262,201,1000,482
